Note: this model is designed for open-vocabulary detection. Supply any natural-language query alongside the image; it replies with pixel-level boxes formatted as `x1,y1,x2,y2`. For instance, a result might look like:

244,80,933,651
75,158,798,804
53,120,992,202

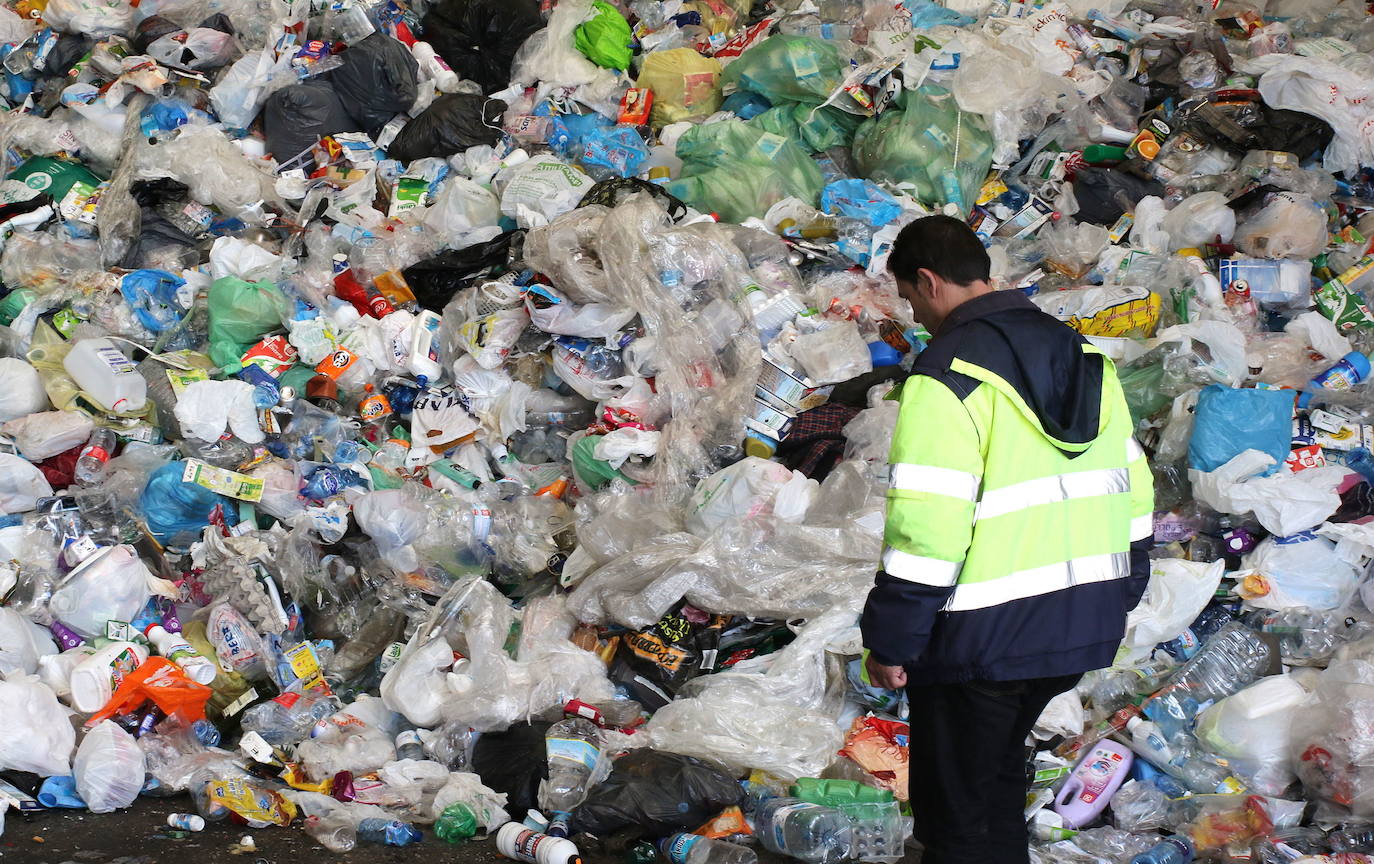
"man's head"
888,215,993,332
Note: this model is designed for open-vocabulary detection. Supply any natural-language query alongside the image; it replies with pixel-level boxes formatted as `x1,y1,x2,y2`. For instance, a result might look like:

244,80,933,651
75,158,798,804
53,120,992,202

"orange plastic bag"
87,657,213,726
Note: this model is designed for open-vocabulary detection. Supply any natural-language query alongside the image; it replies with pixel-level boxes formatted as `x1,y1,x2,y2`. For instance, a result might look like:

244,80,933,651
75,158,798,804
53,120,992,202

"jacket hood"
923,290,1107,457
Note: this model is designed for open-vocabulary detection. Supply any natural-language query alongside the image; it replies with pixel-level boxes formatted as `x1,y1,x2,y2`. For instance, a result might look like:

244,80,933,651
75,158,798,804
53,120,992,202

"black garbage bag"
1248,107,1334,162
263,81,358,163
607,602,729,712
330,32,419,138
402,231,516,311
420,0,543,95
571,749,743,837
386,93,506,163
1073,166,1166,225
470,721,550,813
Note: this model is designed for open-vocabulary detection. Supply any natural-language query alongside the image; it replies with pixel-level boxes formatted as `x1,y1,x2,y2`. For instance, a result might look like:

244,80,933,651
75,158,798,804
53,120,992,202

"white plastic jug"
68,641,150,713
63,338,147,413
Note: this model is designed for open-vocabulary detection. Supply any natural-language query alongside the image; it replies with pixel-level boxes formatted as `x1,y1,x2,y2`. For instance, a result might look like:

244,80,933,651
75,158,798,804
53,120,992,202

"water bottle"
357,817,422,846
1088,658,1175,717
1131,835,1194,864
754,798,853,864
1298,350,1372,408
395,729,425,761
240,689,337,745
1125,717,1245,795
1254,608,1342,664
541,717,602,837
659,833,758,864
1143,621,1272,738
74,427,118,486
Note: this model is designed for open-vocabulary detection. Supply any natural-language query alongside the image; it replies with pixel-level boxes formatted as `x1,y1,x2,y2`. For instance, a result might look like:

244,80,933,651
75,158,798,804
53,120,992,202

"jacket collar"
935,289,1036,338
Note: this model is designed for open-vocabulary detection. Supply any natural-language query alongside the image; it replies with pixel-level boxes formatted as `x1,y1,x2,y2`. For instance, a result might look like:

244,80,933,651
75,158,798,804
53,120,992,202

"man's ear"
917,268,939,300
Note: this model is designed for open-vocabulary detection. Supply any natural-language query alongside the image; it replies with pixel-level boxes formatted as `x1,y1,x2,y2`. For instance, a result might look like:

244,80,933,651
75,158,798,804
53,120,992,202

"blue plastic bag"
821,178,902,227
547,113,611,158
119,269,187,333
1188,384,1294,475
580,125,650,177
140,461,239,543
904,0,974,28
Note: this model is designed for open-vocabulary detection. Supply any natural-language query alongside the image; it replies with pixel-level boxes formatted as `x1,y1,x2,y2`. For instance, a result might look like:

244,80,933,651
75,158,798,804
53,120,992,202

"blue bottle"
357,818,422,846
1298,350,1372,408
1131,835,1193,864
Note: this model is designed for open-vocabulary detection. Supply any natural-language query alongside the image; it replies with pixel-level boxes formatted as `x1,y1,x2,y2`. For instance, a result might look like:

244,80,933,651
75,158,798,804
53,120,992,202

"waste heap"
0,0,1374,862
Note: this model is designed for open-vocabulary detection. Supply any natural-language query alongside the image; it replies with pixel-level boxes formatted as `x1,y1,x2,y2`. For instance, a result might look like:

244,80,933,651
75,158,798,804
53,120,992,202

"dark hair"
887,215,991,286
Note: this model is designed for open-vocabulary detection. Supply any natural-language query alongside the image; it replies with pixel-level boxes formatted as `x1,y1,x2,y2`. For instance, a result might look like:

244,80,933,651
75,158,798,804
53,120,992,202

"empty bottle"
1054,704,1141,760
1144,621,1272,739
357,817,422,846
1125,717,1245,795
395,729,424,761
1131,835,1193,864
540,717,602,837
754,798,853,864
74,428,117,486
241,689,337,745
659,833,758,864
144,623,217,685
304,812,357,852
1255,608,1343,664
1088,658,1175,717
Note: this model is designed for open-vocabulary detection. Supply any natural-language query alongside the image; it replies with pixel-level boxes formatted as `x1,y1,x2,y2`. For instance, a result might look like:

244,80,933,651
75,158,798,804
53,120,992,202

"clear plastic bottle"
1255,608,1343,665
659,833,759,864
1144,621,1272,738
304,811,357,851
1125,717,1245,794
1130,835,1193,864
754,798,853,864
240,689,337,745
1088,658,1175,717
74,427,117,486
541,717,602,837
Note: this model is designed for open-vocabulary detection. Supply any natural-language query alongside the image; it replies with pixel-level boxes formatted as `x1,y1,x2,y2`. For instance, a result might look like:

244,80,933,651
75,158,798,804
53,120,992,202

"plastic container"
62,337,147,413
659,834,758,864
1298,350,1373,408
754,798,853,864
144,624,218,685
541,717,602,836
496,823,583,864
68,641,150,713
1144,622,1272,738
1131,836,1194,864
1053,740,1134,828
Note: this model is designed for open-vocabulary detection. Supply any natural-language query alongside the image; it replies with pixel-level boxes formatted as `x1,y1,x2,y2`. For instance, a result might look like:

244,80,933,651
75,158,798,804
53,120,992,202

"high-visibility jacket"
860,290,1153,684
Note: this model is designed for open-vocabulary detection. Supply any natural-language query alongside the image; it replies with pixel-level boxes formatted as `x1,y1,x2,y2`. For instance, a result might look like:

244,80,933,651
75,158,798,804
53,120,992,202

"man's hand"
865,653,908,690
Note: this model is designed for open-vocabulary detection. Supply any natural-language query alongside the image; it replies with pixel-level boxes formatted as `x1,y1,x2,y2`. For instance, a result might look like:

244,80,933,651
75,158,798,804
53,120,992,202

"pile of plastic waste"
2,0,1374,862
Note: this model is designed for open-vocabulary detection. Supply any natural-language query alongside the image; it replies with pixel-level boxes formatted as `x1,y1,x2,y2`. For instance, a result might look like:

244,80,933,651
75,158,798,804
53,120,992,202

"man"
860,216,1153,864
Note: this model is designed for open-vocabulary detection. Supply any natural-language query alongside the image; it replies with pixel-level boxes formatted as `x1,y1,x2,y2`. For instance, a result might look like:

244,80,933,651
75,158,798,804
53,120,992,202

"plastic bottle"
68,641,150,713
63,337,148,413
304,811,357,851
408,309,444,380
754,798,853,864
1144,621,1272,738
1088,659,1174,717
1177,248,1223,308
1054,704,1141,760
1053,740,1134,828
659,834,759,864
74,427,118,486
1125,717,1244,794
167,813,205,832
410,41,460,91
395,729,424,761
144,624,218,685
496,822,582,864
241,689,337,746
541,717,602,836
357,817,422,846
1131,836,1194,864
1298,351,1373,408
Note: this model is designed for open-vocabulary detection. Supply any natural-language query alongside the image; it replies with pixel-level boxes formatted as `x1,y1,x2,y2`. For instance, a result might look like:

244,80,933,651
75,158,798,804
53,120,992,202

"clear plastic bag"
1234,191,1330,260
74,720,147,813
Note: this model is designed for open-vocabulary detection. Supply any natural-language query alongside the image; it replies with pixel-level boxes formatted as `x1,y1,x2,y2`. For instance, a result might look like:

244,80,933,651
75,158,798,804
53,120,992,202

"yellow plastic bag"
636,48,722,125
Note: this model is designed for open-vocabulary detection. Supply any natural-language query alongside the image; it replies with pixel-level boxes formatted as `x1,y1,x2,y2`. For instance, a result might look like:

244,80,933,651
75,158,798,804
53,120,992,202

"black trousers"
905,674,1082,864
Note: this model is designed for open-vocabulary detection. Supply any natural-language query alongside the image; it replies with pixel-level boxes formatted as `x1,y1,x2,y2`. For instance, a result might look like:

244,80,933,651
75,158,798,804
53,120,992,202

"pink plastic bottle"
1053,739,1134,828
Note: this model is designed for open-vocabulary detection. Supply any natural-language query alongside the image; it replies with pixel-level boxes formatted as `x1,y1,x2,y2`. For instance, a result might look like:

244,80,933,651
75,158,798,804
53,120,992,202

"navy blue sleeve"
860,571,955,666
1126,536,1153,611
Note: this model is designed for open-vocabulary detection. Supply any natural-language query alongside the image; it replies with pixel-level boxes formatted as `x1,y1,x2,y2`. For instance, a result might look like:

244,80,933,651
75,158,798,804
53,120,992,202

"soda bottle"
332,254,372,317
1130,835,1193,864
659,834,758,864
357,817,422,846
74,427,118,486
540,717,602,837
753,798,852,864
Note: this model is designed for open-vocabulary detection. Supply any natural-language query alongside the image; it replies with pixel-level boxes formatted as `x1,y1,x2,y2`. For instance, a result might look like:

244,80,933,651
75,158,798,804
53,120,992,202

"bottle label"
663,833,700,864
547,736,600,771
769,802,820,851
95,345,136,374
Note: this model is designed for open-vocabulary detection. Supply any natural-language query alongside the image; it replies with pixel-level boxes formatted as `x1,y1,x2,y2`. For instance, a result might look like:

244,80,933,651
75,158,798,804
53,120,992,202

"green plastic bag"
571,433,635,490
207,277,290,370
750,103,862,152
668,119,824,222
851,85,994,214
575,1,633,71
723,35,844,106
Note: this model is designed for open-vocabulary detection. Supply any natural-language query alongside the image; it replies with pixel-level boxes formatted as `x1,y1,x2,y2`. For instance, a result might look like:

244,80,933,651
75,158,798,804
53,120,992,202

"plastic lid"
1126,715,1144,732
1349,351,1373,378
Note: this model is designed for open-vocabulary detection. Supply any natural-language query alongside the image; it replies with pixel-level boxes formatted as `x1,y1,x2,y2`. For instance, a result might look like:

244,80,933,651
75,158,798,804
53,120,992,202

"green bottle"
434,803,478,843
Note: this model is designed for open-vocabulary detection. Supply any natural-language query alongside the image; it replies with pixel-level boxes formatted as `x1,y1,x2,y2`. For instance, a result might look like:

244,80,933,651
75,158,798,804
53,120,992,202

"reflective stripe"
889,463,980,502
882,546,963,587
1126,437,1145,462
975,468,1130,521
1130,514,1153,541
942,552,1129,612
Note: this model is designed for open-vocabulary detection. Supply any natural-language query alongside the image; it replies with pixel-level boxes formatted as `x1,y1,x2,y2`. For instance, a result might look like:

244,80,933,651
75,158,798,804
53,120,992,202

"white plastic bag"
497,155,592,228
353,489,427,572
429,772,511,831
525,286,636,339
0,674,74,777
74,720,146,813
1191,450,1345,537
1,410,93,461
1258,56,1374,176
423,176,503,249
174,379,264,444
41,0,132,36
1121,558,1225,659
786,320,873,386
209,47,298,131
685,457,796,537
593,428,661,470
380,636,457,728
0,609,57,676
1234,192,1329,260
1161,192,1236,250
0,453,53,515
1240,533,1361,611
1195,675,1308,795
0,357,47,421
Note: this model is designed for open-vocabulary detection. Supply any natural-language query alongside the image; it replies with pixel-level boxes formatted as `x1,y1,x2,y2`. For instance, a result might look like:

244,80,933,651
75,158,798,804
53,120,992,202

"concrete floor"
4,796,922,864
